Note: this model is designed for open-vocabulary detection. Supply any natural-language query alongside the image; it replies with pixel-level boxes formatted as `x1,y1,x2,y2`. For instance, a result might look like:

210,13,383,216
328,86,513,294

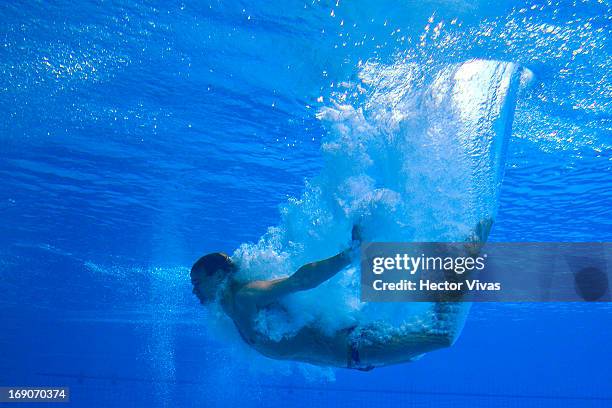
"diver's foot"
465,217,494,255
475,217,494,243
352,224,363,243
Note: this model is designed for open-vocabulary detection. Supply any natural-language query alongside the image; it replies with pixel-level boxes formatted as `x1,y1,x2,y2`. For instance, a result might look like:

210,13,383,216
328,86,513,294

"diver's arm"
246,226,361,306
284,225,361,292
245,248,354,307
285,248,354,291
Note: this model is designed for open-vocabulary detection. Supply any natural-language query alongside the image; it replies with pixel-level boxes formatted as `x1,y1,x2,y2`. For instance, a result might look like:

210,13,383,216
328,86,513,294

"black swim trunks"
346,326,375,371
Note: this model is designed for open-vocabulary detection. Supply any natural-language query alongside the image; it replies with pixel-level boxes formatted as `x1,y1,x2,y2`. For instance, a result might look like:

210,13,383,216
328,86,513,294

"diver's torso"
230,293,349,367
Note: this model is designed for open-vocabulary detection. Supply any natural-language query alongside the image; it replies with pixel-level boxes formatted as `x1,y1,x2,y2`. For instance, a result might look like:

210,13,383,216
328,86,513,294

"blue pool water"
1,0,611,407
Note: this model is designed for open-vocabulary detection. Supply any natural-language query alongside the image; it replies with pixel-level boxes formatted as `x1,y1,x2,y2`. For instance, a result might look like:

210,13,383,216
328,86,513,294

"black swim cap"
190,252,234,282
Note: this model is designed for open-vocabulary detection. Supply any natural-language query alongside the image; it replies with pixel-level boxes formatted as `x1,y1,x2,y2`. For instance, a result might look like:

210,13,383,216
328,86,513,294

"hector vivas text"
369,252,501,293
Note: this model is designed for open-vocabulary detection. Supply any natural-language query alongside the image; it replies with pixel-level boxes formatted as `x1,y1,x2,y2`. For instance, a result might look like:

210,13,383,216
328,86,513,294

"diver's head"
190,252,236,304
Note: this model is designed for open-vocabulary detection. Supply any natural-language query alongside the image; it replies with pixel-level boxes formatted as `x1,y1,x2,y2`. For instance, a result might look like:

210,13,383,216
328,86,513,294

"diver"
190,220,492,371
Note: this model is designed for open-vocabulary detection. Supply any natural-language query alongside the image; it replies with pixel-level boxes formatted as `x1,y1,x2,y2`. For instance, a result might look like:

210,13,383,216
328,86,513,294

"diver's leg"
347,219,493,369
347,308,464,370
